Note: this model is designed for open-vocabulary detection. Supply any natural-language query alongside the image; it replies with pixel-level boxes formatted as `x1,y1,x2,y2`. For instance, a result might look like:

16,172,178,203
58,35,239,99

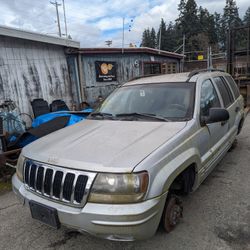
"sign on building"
197,55,204,60
95,61,117,82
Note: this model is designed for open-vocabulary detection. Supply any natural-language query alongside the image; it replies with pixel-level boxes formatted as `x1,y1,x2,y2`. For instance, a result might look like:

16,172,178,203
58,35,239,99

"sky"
0,0,249,48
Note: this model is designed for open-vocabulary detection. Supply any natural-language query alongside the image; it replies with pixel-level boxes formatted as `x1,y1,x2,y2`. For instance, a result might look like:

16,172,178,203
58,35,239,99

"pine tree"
237,7,250,51
198,6,210,31
176,0,186,33
140,0,246,54
207,13,218,46
157,19,167,50
243,7,250,25
220,0,242,49
214,12,222,47
178,0,186,16
140,28,151,47
165,22,178,51
140,29,147,47
183,0,199,38
141,28,157,48
150,28,157,48
176,0,200,52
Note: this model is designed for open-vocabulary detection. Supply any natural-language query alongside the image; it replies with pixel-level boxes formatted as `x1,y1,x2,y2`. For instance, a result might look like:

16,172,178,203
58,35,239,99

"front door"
199,79,229,180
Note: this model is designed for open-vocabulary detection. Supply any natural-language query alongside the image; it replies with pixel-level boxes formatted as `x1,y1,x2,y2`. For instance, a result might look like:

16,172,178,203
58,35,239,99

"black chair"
31,98,50,118
50,100,69,112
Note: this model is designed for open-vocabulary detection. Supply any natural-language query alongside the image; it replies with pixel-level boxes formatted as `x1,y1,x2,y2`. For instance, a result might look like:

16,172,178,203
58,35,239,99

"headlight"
88,171,149,204
16,154,25,181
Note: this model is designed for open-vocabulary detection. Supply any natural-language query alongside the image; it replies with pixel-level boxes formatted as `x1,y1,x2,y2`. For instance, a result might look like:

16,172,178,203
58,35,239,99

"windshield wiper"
89,112,114,119
115,112,171,122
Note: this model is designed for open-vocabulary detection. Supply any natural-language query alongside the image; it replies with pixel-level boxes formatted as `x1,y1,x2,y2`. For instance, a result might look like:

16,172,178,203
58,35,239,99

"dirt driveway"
0,115,250,250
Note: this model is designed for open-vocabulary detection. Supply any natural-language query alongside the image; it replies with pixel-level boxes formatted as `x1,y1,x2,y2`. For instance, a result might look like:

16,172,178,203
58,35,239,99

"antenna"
105,40,112,47
122,18,134,54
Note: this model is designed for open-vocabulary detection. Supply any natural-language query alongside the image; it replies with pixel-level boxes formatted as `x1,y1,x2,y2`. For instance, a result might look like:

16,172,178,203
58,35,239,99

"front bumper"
12,174,167,241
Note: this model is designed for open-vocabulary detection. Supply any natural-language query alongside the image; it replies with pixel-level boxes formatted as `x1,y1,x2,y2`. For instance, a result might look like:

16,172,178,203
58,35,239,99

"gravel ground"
0,114,249,250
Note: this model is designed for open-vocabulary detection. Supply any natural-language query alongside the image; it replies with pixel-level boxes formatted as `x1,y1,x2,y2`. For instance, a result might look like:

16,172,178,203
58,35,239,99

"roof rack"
186,68,225,82
127,73,162,82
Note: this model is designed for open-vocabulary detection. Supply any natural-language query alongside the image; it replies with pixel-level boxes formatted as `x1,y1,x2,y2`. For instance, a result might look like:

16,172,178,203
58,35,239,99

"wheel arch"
237,117,245,135
146,148,201,199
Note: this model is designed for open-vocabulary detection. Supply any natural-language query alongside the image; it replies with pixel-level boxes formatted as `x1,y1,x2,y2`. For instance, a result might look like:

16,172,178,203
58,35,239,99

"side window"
213,77,234,107
224,75,240,99
200,79,221,116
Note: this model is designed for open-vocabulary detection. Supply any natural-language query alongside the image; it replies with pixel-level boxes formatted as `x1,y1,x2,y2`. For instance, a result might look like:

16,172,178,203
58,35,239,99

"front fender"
146,148,201,199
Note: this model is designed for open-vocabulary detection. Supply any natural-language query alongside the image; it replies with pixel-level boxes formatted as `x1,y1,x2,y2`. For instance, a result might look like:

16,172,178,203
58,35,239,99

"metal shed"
67,47,183,104
0,25,80,116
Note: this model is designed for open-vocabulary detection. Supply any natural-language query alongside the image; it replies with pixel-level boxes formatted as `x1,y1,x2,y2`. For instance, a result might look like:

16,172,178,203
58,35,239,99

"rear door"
212,76,238,142
223,75,244,132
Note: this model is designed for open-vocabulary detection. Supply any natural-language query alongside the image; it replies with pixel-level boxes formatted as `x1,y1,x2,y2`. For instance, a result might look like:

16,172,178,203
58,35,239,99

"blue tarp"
8,109,93,148
32,109,93,128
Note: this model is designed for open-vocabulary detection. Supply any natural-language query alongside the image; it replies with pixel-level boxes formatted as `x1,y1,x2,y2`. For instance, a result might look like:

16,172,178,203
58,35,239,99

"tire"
162,195,183,233
237,118,244,135
229,139,238,151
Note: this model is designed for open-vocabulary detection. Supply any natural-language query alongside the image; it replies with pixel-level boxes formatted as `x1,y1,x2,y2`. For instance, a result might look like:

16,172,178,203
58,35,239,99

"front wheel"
162,195,183,233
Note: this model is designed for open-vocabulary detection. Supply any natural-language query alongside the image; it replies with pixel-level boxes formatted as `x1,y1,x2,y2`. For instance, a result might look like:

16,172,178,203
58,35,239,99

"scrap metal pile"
0,99,92,170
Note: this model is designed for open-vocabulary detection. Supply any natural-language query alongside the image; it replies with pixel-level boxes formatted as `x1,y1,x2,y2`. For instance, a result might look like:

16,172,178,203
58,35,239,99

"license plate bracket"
29,200,60,229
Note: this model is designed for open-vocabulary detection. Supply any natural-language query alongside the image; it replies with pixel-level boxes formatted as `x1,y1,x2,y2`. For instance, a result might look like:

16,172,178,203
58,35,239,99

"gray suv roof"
125,70,230,86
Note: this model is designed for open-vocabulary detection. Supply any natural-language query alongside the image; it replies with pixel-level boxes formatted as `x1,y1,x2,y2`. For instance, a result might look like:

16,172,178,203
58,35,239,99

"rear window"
213,77,234,108
224,75,240,99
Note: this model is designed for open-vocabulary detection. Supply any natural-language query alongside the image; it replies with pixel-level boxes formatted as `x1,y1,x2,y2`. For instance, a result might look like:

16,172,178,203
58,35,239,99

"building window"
143,62,178,76
143,63,161,75
161,63,177,74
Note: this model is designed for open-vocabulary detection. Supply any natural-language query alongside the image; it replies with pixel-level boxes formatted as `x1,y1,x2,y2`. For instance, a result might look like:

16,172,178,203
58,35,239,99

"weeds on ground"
0,180,12,194
0,155,15,193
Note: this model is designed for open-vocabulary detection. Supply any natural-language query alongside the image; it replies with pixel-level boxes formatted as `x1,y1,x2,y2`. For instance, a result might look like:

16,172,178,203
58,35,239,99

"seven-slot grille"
24,160,90,206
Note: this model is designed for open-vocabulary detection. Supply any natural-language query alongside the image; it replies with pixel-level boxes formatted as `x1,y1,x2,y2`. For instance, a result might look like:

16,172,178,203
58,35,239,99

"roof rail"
186,68,225,82
128,73,162,82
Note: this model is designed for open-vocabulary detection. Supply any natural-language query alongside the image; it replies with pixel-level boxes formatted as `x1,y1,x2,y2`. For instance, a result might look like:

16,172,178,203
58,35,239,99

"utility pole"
122,17,125,54
158,23,162,52
207,47,210,69
50,1,62,37
122,18,133,53
62,0,68,37
182,34,185,72
207,46,213,69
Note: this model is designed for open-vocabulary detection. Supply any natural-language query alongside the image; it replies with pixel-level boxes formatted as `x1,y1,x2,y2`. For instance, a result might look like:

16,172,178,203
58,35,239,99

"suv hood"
22,119,187,173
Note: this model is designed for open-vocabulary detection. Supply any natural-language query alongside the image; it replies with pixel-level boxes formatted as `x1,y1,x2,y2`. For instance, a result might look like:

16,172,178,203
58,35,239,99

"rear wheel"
229,139,238,151
237,118,244,135
162,195,183,233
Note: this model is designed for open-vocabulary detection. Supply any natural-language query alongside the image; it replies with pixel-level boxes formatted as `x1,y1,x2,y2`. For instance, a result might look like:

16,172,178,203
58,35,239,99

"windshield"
91,82,195,121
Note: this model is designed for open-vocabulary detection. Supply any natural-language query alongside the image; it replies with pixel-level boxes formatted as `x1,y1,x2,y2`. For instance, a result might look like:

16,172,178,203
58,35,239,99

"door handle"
221,120,227,126
235,107,240,113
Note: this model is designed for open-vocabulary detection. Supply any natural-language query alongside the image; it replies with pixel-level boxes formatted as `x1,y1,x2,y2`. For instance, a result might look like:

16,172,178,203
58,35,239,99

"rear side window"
213,77,234,108
200,79,221,116
224,76,240,99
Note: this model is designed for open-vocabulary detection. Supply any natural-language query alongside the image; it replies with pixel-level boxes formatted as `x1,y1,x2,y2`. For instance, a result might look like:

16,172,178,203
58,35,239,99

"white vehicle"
13,69,245,241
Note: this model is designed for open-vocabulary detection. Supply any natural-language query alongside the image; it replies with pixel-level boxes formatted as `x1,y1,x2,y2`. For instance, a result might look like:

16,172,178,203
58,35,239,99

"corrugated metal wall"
80,53,179,104
0,36,78,116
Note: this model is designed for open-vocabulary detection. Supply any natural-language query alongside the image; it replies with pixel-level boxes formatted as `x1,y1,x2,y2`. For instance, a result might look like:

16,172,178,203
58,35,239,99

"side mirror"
201,108,229,125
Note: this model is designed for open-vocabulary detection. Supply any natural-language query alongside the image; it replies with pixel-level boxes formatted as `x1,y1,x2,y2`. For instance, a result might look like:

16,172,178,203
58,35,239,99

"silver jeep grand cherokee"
12,69,245,241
